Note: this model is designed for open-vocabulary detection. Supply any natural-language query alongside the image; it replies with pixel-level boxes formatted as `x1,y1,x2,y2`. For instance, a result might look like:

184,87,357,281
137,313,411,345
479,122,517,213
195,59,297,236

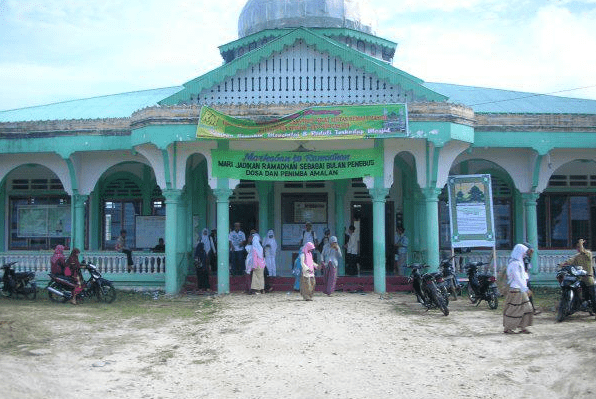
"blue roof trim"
0,87,184,123
425,82,596,114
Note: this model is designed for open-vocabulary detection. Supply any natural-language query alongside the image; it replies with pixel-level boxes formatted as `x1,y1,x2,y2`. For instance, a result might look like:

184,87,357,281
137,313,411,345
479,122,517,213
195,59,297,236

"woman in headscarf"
503,243,534,334
200,228,214,270
50,244,66,275
322,236,342,296
263,230,278,277
300,241,319,301
248,233,266,294
65,248,83,305
194,239,211,292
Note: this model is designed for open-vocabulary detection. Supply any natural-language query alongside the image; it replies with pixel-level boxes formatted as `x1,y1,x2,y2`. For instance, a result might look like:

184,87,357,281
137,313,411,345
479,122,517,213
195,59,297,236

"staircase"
182,274,412,294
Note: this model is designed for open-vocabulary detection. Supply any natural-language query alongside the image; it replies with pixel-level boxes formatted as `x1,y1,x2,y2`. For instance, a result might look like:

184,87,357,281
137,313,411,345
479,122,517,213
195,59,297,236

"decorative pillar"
422,188,442,272
88,191,100,251
256,181,272,236
370,187,389,293
163,189,182,294
0,181,6,252
72,193,88,250
334,180,349,276
214,188,233,294
522,192,540,275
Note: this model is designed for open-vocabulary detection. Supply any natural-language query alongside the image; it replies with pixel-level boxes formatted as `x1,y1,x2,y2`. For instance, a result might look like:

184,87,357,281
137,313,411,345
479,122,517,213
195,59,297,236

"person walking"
503,243,534,334
322,236,342,295
248,233,266,294
300,242,319,301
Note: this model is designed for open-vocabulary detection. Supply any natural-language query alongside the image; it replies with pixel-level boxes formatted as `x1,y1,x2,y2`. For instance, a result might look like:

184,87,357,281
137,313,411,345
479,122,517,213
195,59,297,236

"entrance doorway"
350,201,394,273
229,201,258,236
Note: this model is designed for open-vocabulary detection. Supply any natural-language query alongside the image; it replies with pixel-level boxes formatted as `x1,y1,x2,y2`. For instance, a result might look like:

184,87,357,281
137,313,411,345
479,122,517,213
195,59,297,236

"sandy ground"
1,291,595,399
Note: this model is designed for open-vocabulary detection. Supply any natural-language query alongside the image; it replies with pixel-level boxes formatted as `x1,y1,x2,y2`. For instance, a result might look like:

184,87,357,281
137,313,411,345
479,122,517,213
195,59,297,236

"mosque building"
2,0,596,294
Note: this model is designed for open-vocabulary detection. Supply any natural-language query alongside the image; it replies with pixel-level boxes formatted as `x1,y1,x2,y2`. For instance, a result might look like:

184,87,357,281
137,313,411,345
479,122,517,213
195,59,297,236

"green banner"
212,148,382,181
197,104,407,139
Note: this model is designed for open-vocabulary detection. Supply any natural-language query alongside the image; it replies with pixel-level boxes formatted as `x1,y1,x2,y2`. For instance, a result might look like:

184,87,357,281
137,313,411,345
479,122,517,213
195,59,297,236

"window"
103,200,141,250
538,194,592,248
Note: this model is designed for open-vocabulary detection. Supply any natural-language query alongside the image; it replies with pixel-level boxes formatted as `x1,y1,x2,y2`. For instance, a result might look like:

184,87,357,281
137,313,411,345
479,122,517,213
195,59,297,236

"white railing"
0,252,166,274
449,250,576,275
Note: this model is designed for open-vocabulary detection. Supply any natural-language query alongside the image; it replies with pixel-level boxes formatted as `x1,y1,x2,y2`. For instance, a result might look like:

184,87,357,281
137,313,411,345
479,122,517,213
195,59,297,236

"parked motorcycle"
407,263,449,316
47,262,116,304
440,255,462,300
1,261,37,299
465,261,498,309
555,264,595,322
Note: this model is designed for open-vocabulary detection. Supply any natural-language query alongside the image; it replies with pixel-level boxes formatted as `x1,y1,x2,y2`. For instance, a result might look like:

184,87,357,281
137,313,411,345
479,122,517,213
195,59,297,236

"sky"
1,0,595,111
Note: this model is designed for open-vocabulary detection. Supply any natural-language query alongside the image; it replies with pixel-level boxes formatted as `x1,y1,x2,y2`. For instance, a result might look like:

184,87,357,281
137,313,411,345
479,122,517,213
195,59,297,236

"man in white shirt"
229,222,246,276
344,224,360,276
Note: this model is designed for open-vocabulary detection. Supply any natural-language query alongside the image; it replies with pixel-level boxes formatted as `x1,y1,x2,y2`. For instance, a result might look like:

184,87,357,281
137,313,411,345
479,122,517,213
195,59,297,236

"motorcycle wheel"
98,282,116,304
429,285,449,316
47,281,68,303
487,292,498,310
22,284,37,300
467,282,477,303
556,292,571,322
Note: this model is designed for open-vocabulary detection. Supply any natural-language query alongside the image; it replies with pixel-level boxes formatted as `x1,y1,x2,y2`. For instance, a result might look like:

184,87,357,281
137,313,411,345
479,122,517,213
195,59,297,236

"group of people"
502,238,596,334
50,245,84,305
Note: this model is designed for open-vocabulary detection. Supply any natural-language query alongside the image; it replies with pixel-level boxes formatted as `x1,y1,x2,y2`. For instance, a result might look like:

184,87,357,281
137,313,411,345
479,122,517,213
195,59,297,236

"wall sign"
197,104,408,140
212,148,382,181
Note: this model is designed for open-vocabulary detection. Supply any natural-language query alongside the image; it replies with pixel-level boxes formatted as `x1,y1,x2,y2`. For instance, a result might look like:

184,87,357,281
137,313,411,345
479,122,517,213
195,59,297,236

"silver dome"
238,0,378,38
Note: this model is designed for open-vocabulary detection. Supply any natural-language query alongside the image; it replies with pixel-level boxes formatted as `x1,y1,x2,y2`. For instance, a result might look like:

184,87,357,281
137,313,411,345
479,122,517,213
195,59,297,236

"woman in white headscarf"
502,243,534,334
263,229,278,277
200,228,213,270
321,236,342,296
249,233,266,293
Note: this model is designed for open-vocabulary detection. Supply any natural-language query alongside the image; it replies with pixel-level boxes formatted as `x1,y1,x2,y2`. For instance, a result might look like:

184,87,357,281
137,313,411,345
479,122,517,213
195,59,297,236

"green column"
256,182,272,235
89,191,100,251
522,192,540,275
72,193,88,250
163,189,182,294
514,189,524,244
422,188,442,272
0,181,6,252
214,188,232,294
370,187,389,293
334,180,349,276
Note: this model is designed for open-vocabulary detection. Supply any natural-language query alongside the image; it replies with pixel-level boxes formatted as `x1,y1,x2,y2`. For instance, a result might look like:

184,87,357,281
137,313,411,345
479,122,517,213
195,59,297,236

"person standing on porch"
209,229,217,272
200,229,214,272
263,229,278,277
194,241,211,292
300,222,318,249
503,243,533,334
322,236,342,295
394,226,409,275
344,224,360,276
300,242,319,301
229,222,246,276
115,229,134,272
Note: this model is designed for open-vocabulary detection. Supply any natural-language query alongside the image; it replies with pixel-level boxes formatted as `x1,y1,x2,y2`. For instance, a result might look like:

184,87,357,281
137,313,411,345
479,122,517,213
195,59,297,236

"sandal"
503,329,516,334
520,329,532,334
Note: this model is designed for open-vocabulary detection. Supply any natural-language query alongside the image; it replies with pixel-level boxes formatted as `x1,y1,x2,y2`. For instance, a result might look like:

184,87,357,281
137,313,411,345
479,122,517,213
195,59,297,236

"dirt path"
1,291,595,399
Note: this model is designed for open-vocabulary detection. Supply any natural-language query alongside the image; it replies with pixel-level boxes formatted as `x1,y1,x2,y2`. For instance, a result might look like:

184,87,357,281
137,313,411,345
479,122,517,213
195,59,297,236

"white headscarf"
263,229,277,254
509,243,528,263
201,228,211,252
252,233,263,258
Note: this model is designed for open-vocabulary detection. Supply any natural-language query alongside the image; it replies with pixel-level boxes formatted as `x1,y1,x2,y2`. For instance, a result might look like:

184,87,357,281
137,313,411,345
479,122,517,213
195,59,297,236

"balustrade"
0,252,166,275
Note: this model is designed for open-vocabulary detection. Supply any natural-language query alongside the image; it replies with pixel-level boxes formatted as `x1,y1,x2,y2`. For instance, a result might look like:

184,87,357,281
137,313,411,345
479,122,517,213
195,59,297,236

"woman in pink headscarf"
50,245,66,275
300,241,319,301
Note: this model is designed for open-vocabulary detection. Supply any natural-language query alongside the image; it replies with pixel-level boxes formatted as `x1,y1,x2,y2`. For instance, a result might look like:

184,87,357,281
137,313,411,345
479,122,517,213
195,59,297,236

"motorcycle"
1,261,37,299
465,261,498,309
407,263,449,316
440,255,462,300
47,262,116,304
555,264,595,322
